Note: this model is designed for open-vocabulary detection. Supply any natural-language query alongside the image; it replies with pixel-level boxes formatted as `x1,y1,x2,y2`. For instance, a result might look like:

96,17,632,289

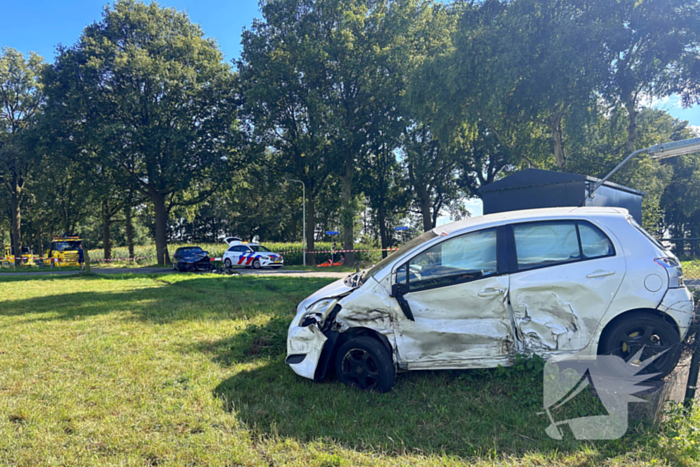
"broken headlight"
300,298,338,327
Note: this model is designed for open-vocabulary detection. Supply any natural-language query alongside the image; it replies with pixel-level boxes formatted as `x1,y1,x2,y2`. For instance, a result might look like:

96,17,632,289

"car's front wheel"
599,313,681,379
335,336,395,392
224,258,232,269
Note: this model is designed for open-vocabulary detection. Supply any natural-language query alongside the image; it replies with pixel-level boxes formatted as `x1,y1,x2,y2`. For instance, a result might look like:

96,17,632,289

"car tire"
335,336,395,392
253,259,262,269
177,261,187,272
599,313,681,379
224,258,232,269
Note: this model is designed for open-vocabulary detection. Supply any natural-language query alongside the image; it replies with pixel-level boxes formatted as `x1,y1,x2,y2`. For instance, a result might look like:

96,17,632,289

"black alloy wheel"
335,336,395,392
599,314,681,379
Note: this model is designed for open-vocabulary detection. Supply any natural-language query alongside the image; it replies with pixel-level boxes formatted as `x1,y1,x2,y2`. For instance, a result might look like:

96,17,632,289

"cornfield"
88,241,391,266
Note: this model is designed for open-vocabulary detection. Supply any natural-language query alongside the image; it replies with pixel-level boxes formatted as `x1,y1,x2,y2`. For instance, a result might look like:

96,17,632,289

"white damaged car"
286,207,694,392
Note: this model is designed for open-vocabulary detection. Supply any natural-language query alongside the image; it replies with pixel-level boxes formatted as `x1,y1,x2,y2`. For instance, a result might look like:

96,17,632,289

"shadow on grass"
0,274,334,324
207,318,654,461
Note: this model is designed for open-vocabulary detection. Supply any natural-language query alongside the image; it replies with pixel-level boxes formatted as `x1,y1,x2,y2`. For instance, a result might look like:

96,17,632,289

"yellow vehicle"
2,245,36,266
46,236,83,266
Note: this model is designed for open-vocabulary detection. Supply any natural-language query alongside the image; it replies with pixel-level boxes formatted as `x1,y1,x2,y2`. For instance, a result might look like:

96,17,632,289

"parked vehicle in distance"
287,207,694,392
222,237,284,270
172,246,214,272
2,245,36,266
46,235,82,266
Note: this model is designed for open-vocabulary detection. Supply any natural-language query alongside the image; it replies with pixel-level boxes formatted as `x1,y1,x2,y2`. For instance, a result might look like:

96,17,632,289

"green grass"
0,272,697,466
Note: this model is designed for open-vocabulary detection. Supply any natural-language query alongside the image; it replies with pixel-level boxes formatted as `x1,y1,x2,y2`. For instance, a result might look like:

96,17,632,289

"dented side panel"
509,254,625,353
396,275,515,366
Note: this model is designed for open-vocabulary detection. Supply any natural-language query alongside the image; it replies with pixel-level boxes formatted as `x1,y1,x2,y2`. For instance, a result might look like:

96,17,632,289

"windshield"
179,247,203,254
52,241,80,252
362,230,439,282
250,245,271,252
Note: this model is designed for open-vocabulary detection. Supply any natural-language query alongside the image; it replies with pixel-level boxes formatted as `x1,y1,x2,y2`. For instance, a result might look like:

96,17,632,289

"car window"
514,222,580,270
227,246,236,252
250,245,271,252
578,222,614,258
403,228,497,292
513,220,614,271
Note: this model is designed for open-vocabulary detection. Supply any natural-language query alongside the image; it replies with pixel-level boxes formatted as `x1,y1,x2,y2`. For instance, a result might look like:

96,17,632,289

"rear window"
627,216,665,250
512,220,614,271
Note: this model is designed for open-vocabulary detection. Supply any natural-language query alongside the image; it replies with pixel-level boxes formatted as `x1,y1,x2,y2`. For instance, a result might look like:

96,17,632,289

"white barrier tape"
279,248,398,254
93,256,151,262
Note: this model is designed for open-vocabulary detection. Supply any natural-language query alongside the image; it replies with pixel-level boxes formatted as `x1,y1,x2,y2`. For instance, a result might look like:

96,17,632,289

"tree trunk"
37,224,43,256
548,113,565,169
125,203,134,259
417,186,433,232
10,194,21,267
306,194,316,266
340,155,355,267
625,99,638,154
151,191,171,266
378,202,388,259
102,200,112,261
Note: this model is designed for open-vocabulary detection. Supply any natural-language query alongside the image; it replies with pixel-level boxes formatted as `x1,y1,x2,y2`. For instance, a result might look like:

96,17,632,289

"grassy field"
0,272,698,466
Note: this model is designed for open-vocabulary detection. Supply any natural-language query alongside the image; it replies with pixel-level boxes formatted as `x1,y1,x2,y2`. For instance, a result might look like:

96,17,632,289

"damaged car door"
392,227,515,369
507,220,625,353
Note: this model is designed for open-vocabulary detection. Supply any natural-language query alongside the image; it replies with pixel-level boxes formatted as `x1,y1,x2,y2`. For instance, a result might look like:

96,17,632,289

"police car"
222,237,284,269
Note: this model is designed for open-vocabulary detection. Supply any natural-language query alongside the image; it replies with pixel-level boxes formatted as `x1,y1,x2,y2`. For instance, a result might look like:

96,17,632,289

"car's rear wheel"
335,337,395,392
253,259,262,269
599,314,681,379
224,258,232,269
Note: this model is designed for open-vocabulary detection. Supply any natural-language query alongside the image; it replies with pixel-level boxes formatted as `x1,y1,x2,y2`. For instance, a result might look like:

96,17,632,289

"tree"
0,47,44,266
43,0,239,265
597,0,700,153
506,0,607,168
238,0,334,264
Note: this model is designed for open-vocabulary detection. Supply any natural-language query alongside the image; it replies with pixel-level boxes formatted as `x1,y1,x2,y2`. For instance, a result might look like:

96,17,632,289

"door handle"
587,270,615,278
478,287,506,298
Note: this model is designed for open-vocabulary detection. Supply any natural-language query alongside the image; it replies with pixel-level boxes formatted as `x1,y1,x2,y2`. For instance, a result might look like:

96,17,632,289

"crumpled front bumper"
286,321,327,379
262,258,284,267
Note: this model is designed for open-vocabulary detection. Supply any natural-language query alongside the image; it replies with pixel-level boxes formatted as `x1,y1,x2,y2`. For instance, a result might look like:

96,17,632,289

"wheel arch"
595,308,681,353
313,326,394,381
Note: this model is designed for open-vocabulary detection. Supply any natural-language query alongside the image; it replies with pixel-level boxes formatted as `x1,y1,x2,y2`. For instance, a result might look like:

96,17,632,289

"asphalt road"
0,267,349,279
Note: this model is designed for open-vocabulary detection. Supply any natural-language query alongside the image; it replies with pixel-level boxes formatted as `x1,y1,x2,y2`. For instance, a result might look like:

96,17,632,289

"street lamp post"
285,179,306,266
589,136,700,198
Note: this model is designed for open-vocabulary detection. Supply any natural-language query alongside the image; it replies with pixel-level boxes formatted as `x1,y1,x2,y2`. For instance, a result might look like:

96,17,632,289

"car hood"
298,275,357,311
179,251,209,263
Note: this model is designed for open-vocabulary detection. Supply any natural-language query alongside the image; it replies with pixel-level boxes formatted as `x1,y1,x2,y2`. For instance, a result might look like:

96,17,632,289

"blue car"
172,246,213,272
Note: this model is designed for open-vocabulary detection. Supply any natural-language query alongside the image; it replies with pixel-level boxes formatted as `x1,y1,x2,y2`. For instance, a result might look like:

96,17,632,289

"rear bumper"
658,287,695,340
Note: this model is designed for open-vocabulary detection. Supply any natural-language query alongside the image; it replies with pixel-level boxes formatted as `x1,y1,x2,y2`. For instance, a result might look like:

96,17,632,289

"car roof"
438,206,629,236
